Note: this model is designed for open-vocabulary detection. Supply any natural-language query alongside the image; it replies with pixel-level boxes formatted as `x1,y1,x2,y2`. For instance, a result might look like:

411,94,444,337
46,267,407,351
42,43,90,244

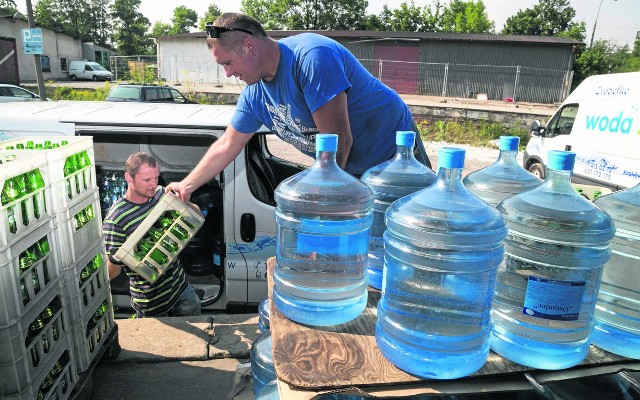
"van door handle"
240,213,256,242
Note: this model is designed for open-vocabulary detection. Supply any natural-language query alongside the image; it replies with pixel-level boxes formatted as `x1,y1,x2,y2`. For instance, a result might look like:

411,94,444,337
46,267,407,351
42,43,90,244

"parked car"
0,84,44,103
68,60,113,81
106,84,195,104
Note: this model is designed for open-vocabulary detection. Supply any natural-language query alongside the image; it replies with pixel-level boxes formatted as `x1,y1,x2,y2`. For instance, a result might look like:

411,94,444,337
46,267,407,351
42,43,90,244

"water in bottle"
254,380,279,400
251,331,276,395
491,150,615,369
463,135,542,206
375,147,507,379
592,182,640,359
258,297,271,333
273,134,373,326
360,131,436,290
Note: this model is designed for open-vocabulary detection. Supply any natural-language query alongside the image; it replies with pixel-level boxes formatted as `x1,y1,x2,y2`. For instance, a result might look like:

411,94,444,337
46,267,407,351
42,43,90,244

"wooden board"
266,258,638,392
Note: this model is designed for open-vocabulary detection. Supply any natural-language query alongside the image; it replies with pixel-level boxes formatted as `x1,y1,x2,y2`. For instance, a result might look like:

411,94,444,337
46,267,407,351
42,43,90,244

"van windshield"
92,64,109,71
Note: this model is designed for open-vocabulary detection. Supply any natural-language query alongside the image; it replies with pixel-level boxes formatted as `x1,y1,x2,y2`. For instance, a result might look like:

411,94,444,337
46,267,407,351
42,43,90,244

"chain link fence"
111,55,572,104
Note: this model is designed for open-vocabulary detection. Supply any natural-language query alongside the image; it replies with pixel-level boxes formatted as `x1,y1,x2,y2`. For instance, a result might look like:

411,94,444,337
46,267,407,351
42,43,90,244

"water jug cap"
499,136,519,151
316,134,338,152
438,147,465,169
547,150,576,171
396,131,415,147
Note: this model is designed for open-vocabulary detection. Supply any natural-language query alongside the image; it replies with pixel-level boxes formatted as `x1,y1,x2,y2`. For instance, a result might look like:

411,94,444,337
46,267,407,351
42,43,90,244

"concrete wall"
0,18,81,81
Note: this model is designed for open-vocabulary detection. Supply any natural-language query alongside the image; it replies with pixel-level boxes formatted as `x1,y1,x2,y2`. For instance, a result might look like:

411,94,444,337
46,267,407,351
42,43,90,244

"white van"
0,101,305,314
68,61,113,81
523,72,640,191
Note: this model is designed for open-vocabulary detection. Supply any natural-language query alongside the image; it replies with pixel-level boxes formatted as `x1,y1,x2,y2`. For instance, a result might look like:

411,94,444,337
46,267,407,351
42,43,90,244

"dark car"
106,84,195,103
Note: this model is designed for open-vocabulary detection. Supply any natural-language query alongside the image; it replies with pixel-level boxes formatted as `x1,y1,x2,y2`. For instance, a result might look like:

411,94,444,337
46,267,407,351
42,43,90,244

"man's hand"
166,180,193,203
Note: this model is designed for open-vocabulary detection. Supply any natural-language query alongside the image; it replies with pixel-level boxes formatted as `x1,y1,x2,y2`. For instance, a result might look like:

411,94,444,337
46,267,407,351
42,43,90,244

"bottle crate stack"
0,137,114,398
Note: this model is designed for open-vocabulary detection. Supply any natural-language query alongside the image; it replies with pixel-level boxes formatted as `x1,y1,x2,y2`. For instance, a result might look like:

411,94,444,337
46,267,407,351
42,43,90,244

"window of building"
40,56,51,72
60,57,68,72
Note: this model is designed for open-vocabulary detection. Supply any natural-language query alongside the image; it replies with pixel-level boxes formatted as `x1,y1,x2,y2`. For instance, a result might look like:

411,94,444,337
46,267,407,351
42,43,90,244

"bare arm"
312,91,352,169
107,259,122,280
166,126,254,202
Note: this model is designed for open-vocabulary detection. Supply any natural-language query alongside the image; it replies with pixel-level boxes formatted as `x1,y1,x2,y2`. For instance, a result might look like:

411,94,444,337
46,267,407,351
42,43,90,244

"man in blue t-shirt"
167,13,430,200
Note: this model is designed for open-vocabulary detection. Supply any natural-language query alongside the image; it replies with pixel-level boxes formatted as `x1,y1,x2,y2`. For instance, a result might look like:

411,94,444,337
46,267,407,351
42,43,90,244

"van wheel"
528,162,545,179
70,75,77,81
93,76,99,81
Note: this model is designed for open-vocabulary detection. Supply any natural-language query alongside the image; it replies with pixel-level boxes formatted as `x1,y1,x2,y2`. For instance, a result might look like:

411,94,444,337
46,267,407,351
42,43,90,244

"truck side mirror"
530,119,545,137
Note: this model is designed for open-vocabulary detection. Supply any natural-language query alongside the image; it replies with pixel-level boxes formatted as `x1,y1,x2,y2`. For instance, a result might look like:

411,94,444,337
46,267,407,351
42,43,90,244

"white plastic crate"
70,285,114,373
0,136,97,213
0,219,61,328
0,150,54,252
63,239,108,325
0,285,71,397
114,192,204,283
54,189,102,269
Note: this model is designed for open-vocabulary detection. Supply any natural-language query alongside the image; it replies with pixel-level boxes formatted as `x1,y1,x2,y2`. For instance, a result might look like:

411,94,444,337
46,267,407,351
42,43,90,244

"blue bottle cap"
547,150,576,171
316,134,338,152
396,131,415,147
499,136,520,151
438,147,465,169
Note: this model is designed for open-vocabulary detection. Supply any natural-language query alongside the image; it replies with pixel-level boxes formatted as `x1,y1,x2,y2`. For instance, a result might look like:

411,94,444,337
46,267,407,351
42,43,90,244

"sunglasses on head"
205,22,254,38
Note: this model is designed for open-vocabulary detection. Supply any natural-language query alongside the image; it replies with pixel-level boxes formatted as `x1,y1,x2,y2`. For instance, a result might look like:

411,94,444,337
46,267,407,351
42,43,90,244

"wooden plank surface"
266,258,637,392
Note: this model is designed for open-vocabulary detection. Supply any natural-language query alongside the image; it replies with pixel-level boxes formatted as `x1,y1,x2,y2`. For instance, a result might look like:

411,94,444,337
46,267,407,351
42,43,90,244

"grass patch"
47,81,111,101
417,119,529,148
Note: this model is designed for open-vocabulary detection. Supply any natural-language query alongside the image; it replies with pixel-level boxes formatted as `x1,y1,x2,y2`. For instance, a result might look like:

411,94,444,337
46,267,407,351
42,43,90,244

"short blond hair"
124,152,158,178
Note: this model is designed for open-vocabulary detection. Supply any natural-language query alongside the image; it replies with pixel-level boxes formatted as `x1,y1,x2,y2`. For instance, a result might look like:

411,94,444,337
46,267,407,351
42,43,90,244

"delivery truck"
0,101,305,314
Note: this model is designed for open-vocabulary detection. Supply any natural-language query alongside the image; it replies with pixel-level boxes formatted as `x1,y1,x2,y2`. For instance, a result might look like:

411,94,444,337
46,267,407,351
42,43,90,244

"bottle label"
522,276,585,321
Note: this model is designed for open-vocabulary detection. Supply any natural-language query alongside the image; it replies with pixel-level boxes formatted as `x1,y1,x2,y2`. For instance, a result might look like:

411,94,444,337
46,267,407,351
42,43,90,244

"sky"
138,0,640,48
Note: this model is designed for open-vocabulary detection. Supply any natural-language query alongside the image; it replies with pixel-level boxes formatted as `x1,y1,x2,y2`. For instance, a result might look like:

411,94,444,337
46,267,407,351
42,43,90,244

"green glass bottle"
31,346,40,367
149,248,169,265
77,150,90,190
29,316,45,336
16,143,24,149
41,333,50,353
92,252,104,271
72,154,81,194
85,204,94,221
36,390,45,400
75,209,87,230
158,215,173,231
15,174,30,227
80,266,91,283
32,270,41,294
39,373,54,393
166,210,181,220
36,237,50,259
34,143,43,150
25,245,38,263
179,216,195,229
26,169,45,219
161,237,179,254
21,279,29,305
170,224,189,241
63,156,75,199
2,176,20,233
147,226,164,242
51,360,63,377
19,250,33,274
135,237,154,260
43,140,52,149
41,305,55,321
51,323,59,340
25,140,34,149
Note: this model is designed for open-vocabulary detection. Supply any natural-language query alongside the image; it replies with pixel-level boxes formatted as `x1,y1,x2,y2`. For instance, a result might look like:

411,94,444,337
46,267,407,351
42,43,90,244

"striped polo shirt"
103,186,188,316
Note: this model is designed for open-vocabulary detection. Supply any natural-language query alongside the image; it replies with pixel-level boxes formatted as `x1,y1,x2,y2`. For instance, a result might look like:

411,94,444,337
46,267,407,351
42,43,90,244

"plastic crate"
0,150,54,252
54,189,102,269
0,219,61,328
70,285,114,373
0,286,71,397
114,192,204,283
63,239,108,325
0,136,97,213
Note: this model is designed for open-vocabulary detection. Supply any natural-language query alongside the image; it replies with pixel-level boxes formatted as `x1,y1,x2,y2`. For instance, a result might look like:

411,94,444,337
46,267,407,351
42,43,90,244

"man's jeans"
136,284,202,318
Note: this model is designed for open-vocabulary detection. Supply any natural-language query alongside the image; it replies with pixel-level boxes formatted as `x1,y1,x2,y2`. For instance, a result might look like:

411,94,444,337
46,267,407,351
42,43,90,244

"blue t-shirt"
231,33,413,175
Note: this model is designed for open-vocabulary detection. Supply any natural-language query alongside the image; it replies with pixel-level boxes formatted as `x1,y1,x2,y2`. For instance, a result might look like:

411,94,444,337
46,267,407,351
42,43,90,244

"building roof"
157,30,580,46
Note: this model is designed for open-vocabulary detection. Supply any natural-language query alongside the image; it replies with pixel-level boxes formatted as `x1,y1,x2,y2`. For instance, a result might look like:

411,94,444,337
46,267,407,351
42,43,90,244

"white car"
0,84,44,103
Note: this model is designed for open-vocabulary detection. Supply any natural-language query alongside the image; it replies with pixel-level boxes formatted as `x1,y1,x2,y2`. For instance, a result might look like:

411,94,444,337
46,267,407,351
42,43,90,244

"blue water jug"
258,297,271,333
273,134,373,326
254,380,279,399
361,131,436,290
375,147,507,379
251,331,275,395
463,136,542,206
592,182,640,359
491,150,615,369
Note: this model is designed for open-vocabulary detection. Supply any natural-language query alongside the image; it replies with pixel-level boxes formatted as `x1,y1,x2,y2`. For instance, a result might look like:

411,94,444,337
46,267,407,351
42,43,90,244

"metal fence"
110,55,572,104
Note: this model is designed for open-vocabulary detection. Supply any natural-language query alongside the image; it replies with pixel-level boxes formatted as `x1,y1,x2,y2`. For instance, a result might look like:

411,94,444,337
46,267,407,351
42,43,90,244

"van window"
547,104,578,136
85,65,93,71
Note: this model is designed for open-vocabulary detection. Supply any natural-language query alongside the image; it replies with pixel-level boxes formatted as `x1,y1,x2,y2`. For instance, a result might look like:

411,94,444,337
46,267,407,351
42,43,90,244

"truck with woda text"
0,101,301,314
524,71,640,191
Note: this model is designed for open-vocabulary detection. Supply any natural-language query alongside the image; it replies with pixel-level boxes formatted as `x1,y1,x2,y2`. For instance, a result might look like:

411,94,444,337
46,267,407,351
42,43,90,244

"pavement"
88,313,260,400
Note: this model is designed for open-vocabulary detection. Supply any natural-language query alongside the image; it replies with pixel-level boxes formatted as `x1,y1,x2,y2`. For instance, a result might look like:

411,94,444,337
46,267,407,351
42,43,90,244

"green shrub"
417,119,529,148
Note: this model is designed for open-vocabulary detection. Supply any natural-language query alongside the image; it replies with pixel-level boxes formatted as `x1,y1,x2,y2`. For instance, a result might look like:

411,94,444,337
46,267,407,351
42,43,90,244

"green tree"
151,21,172,37
388,2,423,32
170,6,198,34
440,0,494,33
34,0,111,46
111,0,152,55
198,4,222,31
0,0,17,16
502,0,576,36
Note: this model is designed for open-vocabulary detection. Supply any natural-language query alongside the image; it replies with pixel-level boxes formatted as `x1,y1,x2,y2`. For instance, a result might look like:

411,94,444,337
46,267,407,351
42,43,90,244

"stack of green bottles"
25,299,60,368
79,253,105,305
63,150,92,200
134,210,192,270
1,168,46,234
86,299,109,352
73,204,95,231
18,236,51,306
36,354,67,400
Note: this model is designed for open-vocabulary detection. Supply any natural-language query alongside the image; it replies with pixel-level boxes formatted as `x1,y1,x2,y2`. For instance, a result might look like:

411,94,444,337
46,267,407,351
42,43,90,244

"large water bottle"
273,134,373,326
491,150,615,369
375,147,507,379
253,380,279,400
592,183,640,359
361,131,436,290
463,136,542,206
258,297,271,333
251,331,275,395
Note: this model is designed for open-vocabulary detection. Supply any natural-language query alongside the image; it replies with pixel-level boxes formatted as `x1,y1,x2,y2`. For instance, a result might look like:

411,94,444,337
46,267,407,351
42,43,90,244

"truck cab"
0,101,307,314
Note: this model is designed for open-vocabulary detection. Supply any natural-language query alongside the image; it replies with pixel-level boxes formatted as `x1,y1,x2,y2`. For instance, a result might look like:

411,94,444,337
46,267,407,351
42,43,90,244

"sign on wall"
22,28,43,55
